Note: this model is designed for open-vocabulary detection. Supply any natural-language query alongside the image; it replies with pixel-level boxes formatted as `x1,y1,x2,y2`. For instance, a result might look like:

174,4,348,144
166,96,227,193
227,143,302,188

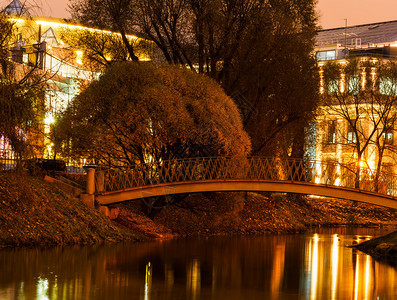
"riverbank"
354,231,397,260
0,172,140,247
113,191,397,238
1,173,396,247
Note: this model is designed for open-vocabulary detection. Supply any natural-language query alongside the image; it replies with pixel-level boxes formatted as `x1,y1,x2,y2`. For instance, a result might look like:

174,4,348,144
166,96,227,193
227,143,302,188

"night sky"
317,0,397,29
3,0,397,30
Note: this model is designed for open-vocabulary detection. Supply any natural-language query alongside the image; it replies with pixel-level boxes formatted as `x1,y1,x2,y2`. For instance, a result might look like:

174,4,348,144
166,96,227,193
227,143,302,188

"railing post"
86,168,96,195
80,167,96,208
97,170,105,193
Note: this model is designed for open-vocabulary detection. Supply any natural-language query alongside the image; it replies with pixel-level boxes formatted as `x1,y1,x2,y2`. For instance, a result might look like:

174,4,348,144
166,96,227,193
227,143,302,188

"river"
0,227,396,299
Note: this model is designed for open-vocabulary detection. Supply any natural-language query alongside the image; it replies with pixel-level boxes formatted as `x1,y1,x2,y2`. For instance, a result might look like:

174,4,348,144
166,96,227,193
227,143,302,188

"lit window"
328,79,339,95
327,120,336,144
379,77,397,95
382,163,393,174
382,131,393,144
347,121,357,144
316,50,336,61
348,75,359,95
382,124,394,144
326,160,336,185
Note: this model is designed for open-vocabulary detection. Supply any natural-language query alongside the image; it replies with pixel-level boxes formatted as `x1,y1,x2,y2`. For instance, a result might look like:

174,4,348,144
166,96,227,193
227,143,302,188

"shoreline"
353,230,397,260
110,191,397,242
1,173,396,249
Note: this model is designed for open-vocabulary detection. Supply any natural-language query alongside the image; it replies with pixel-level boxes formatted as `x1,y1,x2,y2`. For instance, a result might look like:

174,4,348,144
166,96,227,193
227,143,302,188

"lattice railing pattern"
94,157,397,197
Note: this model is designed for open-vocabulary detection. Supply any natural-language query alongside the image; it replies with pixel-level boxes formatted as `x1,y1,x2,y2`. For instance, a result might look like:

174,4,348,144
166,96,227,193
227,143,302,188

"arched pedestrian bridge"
87,157,397,209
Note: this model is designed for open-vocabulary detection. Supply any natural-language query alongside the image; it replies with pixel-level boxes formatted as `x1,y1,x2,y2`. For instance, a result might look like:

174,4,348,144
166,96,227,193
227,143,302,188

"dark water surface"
0,227,396,300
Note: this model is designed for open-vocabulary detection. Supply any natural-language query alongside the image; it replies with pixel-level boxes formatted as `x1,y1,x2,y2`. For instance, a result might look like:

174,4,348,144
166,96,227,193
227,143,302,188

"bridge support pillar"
99,206,120,220
80,167,96,208
86,168,96,194
80,194,95,208
96,170,105,193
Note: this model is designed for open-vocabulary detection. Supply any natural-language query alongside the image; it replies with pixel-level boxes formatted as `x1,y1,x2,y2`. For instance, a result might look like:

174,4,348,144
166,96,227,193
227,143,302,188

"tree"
0,10,45,159
372,63,397,179
229,0,319,157
136,0,318,158
69,0,140,61
68,0,319,158
319,58,397,189
58,26,152,69
57,62,251,165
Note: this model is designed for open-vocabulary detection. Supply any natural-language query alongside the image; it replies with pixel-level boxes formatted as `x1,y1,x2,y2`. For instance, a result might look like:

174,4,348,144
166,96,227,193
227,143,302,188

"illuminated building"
314,20,397,177
0,0,154,158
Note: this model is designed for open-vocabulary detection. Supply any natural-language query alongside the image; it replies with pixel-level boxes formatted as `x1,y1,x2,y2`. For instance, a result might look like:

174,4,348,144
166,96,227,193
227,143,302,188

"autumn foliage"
59,62,251,164
0,172,137,246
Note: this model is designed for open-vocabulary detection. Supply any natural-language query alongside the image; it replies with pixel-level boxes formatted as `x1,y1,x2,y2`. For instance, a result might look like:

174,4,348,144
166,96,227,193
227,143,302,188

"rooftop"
316,20,397,47
2,0,28,15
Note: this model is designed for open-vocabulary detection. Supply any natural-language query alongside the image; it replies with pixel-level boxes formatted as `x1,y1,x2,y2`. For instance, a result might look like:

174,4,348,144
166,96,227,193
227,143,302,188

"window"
348,75,360,95
316,50,336,61
326,160,336,185
382,163,393,174
347,121,357,144
379,77,397,96
327,120,336,144
328,79,339,95
382,125,394,144
382,131,393,144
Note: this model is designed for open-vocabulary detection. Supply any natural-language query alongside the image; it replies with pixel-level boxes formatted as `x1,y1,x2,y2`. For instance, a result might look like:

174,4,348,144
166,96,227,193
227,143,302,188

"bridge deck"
89,157,397,209
96,179,397,209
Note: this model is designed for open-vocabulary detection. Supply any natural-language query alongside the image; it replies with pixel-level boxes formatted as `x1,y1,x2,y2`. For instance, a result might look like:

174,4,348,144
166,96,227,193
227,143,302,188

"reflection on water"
0,228,396,299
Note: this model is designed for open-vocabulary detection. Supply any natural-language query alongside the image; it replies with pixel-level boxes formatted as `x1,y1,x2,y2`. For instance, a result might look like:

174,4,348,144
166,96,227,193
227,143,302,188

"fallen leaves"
0,172,138,247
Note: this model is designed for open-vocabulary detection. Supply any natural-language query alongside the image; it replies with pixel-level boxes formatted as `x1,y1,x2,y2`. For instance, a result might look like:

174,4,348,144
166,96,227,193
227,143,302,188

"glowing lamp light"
44,114,55,125
75,50,83,65
357,160,367,169
34,19,138,40
9,18,25,24
138,55,152,62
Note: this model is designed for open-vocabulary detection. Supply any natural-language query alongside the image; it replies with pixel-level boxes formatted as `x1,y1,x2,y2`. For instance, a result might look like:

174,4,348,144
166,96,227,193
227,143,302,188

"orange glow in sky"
3,0,397,30
317,0,397,29
19,0,71,19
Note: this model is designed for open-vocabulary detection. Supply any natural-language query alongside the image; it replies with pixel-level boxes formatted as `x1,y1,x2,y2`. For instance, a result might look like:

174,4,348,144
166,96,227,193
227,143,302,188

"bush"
58,62,251,165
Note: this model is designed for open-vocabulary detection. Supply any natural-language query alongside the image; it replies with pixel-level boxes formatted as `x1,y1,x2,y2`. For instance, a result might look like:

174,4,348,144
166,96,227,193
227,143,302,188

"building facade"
314,20,397,179
0,0,154,160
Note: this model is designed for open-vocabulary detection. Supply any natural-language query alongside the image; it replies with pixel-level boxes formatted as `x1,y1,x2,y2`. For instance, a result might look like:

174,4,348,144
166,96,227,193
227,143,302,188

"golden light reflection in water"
271,243,285,299
310,234,319,300
304,233,397,300
354,252,359,300
165,263,174,288
331,234,339,300
353,251,374,300
37,277,49,300
0,233,397,299
187,259,201,300
145,262,152,300
364,255,371,300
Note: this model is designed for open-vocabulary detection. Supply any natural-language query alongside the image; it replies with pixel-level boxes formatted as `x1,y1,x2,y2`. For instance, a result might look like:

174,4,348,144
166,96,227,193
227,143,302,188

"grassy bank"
0,172,140,247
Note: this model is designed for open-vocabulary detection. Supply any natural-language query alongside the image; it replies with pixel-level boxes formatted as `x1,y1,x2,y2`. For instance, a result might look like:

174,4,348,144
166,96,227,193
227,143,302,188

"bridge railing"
94,157,397,197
